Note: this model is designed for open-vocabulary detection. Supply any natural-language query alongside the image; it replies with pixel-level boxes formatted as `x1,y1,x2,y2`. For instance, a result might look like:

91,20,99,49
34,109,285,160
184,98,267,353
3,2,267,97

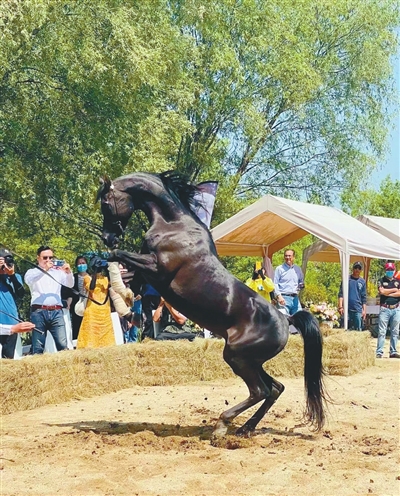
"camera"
4,255,14,268
0,255,14,270
90,256,109,270
53,259,65,267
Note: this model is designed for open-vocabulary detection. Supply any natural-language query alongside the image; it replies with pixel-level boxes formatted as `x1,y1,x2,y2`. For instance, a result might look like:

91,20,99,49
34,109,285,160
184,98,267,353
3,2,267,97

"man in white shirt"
25,246,74,354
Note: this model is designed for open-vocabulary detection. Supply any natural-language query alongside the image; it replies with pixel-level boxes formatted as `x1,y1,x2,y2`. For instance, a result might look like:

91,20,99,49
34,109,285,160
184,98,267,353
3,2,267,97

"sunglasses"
41,256,54,260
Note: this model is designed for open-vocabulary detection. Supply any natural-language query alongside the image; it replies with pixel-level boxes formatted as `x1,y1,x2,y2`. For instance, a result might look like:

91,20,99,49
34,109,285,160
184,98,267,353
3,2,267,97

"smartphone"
53,259,65,267
255,261,262,271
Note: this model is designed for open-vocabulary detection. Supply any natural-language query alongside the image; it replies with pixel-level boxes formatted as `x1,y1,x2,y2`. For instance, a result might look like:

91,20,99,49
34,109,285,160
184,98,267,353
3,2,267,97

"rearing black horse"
99,170,327,437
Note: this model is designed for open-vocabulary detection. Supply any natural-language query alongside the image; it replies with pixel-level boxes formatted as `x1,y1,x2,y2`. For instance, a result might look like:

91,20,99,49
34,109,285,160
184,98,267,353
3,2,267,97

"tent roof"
358,215,400,245
305,215,400,264
211,194,400,260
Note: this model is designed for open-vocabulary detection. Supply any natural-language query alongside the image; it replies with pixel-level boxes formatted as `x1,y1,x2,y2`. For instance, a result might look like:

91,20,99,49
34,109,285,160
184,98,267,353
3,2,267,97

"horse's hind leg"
213,352,276,437
236,370,284,436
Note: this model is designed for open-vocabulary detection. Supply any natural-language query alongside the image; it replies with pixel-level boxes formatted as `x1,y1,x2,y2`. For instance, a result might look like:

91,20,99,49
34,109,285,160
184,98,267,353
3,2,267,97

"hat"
0,248,12,258
385,262,396,271
352,261,362,269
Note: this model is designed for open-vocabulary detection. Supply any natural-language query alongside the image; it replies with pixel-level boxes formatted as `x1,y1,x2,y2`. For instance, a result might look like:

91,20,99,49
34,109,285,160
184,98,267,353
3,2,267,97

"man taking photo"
25,246,74,354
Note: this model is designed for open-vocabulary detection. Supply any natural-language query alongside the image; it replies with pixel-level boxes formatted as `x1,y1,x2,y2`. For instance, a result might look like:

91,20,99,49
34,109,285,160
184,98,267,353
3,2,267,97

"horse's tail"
289,310,327,431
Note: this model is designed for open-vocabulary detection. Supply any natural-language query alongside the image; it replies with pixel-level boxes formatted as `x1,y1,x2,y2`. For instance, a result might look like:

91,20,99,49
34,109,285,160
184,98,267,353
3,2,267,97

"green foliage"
301,283,329,306
341,176,400,218
1,0,398,262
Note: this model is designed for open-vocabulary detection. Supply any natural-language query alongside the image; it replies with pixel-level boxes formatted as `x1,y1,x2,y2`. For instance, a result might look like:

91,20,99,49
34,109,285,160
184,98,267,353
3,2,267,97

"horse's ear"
96,175,112,202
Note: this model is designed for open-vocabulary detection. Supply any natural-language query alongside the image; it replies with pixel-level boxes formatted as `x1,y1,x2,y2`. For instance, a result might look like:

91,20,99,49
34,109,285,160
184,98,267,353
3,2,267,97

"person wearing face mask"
376,262,400,359
62,255,89,341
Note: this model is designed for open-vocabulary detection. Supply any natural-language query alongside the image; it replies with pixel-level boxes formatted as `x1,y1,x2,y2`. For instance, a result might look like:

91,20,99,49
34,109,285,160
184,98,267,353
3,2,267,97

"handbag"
74,295,88,317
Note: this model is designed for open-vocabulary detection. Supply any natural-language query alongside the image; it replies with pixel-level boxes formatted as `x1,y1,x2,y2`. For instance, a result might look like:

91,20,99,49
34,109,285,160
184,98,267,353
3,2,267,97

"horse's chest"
146,230,194,252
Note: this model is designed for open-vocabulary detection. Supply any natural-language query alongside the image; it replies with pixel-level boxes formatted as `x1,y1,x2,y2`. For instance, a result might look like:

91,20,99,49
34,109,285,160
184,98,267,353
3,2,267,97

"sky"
369,40,400,187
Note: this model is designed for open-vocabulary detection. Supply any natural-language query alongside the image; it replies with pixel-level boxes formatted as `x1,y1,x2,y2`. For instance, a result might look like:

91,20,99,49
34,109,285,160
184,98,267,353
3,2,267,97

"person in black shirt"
376,262,400,358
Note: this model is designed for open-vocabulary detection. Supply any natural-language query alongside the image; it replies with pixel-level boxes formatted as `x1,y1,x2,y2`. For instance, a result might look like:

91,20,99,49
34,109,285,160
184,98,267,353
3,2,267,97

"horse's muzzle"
102,232,119,248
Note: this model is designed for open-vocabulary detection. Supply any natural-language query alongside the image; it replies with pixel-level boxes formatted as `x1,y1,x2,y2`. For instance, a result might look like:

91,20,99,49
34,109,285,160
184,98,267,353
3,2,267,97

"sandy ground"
1,353,399,496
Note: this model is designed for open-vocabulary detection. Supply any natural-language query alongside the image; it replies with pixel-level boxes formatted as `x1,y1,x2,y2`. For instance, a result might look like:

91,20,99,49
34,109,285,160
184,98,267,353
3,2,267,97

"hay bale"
1,331,374,415
323,330,375,375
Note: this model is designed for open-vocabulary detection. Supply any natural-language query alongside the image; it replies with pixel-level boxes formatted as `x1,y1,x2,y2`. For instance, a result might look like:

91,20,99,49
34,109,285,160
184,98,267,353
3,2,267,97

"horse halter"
104,183,125,238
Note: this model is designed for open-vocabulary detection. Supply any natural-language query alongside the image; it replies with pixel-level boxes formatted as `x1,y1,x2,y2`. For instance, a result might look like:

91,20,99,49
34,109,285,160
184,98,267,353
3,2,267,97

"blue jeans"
348,311,363,331
282,295,302,316
31,309,68,354
124,326,138,343
376,307,400,356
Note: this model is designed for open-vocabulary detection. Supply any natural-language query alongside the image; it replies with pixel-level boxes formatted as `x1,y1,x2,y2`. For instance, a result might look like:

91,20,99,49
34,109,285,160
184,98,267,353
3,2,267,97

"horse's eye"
102,201,113,215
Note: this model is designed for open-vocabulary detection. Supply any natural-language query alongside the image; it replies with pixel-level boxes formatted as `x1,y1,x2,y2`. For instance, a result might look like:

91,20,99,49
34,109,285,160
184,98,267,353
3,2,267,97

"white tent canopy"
358,215,400,245
211,195,400,329
303,215,400,279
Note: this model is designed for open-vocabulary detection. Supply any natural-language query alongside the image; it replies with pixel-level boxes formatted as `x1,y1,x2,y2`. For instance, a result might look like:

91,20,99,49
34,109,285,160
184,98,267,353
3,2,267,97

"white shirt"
0,323,13,335
24,267,74,306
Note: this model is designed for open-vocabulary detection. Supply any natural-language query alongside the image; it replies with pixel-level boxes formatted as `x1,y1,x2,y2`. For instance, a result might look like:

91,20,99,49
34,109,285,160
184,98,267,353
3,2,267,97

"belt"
381,303,400,309
31,304,63,311
282,293,298,297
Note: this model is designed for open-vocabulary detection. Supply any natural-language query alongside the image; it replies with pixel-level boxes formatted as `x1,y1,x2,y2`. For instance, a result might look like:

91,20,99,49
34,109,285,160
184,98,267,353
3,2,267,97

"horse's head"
97,176,134,248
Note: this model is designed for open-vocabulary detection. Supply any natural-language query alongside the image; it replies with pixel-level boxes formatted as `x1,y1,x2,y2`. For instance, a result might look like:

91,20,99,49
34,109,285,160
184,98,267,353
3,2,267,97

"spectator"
273,249,305,315
376,262,400,359
245,263,275,302
62,255,89,341
108,261,141,343
128,296,142,342
25,246,74,354
141,284,161,340
153,297,197,341
76,255,115,349
0,248,25,358
337,261,367,330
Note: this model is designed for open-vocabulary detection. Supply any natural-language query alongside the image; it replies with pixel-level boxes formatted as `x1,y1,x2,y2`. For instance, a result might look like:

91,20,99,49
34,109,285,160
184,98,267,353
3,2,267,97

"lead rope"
5,249,109,306
0,309,44,334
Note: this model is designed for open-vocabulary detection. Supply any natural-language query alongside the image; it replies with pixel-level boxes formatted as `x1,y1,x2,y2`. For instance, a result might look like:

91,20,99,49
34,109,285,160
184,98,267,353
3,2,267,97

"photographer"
76,255,115,349
245,263,275,303
0,248,25,358
24,245,74,354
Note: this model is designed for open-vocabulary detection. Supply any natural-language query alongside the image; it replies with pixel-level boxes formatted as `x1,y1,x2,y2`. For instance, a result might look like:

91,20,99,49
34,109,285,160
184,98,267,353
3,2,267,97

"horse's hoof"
212,420,229,438
235,426,254,438
107,249,119,262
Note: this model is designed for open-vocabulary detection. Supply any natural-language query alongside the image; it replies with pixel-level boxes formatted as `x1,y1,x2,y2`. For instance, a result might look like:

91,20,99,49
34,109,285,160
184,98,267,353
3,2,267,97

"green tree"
1,0,398,260
171,0,399,205
0,0,192,258
341,176,400,218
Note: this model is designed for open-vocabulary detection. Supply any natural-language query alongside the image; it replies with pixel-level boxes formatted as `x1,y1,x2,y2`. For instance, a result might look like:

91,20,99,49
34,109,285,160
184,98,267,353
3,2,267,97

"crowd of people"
0,245,399,360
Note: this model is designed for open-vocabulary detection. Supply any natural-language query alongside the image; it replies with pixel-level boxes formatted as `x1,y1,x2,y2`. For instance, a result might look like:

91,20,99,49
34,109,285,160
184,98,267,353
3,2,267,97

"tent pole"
339,248,349,331
364,258,371,286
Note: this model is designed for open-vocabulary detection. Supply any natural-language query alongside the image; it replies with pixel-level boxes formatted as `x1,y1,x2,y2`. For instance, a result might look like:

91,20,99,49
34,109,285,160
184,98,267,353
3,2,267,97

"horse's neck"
123,174,192,224
142,199,189,225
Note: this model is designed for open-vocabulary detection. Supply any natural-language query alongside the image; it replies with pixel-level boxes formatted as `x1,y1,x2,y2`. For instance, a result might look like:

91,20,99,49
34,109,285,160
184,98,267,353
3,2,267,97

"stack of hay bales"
1,329,374,415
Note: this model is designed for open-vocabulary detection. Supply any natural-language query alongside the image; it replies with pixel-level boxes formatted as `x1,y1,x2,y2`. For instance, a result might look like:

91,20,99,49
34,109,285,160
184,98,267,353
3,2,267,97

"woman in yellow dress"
245,263,275,302
77,257,115,349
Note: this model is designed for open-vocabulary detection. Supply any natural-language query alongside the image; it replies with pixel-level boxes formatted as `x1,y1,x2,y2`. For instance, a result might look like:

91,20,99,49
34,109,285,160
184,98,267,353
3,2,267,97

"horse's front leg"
108,249,158,274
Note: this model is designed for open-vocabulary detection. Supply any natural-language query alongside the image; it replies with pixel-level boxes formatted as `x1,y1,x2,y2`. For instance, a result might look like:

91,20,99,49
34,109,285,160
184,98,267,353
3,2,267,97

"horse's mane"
157,170,200,217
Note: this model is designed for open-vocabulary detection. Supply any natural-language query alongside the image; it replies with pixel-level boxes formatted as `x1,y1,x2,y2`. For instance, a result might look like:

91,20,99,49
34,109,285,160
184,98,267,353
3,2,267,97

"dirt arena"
1,353,399,496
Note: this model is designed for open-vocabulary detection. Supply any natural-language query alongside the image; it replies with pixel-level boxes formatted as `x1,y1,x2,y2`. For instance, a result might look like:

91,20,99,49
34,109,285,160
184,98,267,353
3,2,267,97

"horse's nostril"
102,233,118,248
